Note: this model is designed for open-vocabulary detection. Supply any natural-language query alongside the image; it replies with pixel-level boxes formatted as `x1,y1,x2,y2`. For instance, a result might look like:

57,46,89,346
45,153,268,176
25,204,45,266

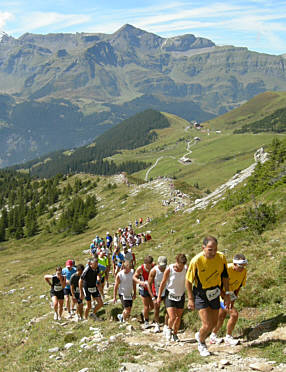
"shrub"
234,202,277,235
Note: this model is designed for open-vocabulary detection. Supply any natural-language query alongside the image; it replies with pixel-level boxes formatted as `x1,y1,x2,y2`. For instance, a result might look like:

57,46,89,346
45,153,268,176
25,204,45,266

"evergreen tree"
0,217,5,242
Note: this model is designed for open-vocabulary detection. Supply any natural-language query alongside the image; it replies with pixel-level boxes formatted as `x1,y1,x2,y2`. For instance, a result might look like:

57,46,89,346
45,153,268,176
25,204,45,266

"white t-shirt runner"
154,265,167,297
118,269,134,300
166,264,187,300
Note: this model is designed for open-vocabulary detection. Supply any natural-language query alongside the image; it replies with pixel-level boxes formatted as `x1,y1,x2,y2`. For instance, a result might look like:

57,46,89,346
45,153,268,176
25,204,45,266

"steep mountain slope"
0,137,285,370
1,25,286,167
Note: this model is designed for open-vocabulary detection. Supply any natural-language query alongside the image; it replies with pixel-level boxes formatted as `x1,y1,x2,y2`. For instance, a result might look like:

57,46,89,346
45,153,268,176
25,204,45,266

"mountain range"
1,24,286,167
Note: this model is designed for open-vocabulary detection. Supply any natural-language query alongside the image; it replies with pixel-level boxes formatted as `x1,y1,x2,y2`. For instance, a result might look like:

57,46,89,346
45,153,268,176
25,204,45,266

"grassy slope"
0,171,285,371
1,96,286,370
110,111,285,190
203,91,286,131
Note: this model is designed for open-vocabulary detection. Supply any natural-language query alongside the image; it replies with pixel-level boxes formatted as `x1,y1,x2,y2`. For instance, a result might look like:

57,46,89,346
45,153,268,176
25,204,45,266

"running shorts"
193,287,220,310
50,290,64,300
119,294,133,308
165,291,185,309
83,285,100,301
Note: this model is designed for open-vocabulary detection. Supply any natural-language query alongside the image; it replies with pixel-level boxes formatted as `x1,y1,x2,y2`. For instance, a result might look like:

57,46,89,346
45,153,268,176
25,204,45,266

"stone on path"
64,342,74,350
249,363,273,372
48,347,59,353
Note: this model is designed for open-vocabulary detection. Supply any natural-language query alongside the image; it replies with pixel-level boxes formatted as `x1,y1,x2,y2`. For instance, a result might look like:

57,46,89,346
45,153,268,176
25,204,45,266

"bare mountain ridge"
1,24,286,167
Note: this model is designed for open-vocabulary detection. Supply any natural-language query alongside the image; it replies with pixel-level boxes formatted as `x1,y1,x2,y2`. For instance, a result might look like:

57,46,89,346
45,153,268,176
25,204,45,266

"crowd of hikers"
45,221,248,357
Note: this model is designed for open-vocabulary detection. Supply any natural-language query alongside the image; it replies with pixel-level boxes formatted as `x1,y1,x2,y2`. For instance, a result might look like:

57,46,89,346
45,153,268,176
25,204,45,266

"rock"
55,356,62,360
8,289,16,294
126,325,134,332
109,336,117,342
48,347,59,353
64,343,74,350
22,299,29,303
89,327,100,331
220,359,231,366
80,337,89,344
39,295,46,299
249,362,273,372
78,369,89,372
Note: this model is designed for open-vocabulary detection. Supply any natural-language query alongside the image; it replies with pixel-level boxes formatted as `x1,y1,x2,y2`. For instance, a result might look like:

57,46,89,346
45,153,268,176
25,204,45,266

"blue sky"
1,0,286,55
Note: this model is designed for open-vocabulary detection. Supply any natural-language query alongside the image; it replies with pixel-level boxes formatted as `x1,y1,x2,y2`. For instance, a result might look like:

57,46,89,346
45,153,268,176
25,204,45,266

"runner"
185,236,231,357
210,253,248,346
44,266,66,321
122,246,136,269
147,256,169,333
62,259,77,318
106,231,113,250
97,250,108,298
70,264,85,321
113,261,136,322
157,254,187,341
112,246,125,276
79,257,103,320
133,255,155,329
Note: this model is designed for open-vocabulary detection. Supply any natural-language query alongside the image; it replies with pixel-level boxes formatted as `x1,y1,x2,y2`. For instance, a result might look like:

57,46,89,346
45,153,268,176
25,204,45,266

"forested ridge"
11,109,169,178
0,170,98,242
234,107,286,134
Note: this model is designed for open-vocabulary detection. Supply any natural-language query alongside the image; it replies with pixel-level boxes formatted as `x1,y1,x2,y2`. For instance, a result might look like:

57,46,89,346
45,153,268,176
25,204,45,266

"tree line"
11,109,169,178
0,171,98,242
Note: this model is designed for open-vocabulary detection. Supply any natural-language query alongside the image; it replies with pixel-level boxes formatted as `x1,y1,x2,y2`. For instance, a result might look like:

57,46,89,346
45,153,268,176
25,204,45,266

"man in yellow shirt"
210,253,247,346
186,236,231,357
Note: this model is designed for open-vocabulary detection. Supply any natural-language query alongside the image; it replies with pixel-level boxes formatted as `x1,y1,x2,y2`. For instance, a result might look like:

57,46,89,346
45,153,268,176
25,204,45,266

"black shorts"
74,293,83,304
165,291,185,309
83,285,101,301
193,287,220,310
119,294,133,308
139,287,150,297
64,288,72,296
50,290,64,300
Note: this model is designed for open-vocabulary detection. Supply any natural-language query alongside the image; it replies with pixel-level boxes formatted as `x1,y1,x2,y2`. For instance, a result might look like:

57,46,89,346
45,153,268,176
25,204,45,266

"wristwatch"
225,291,231,295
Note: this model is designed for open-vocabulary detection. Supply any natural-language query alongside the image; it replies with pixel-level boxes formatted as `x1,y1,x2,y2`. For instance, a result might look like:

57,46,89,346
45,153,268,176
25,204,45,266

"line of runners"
44,234,248,357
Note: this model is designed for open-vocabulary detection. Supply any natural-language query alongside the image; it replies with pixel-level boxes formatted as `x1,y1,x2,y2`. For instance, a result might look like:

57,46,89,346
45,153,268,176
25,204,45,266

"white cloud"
8,11,91,34
0,11,13,30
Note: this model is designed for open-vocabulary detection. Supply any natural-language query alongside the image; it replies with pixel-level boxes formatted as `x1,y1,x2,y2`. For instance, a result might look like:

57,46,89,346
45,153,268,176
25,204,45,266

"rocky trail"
32,307,286,372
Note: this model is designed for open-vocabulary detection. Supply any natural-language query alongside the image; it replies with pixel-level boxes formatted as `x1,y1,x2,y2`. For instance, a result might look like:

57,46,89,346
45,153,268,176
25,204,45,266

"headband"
233,259,248,265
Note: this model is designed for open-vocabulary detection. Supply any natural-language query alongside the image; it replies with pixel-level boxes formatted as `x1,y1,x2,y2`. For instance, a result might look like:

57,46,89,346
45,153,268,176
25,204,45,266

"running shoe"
224,335,239,346
171,333,180,342
144,320,151,329
53,312,58,320
198,342,210,357
58,316,62,321
117,314,124,323
165,328,172,341
209,332,223,344
68,312,72,319
163,324,169,335
89,312,99,320
153,323,160,333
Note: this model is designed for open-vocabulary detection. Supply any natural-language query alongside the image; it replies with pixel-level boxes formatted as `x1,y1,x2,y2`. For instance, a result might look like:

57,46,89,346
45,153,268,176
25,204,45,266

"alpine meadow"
0,23,286,372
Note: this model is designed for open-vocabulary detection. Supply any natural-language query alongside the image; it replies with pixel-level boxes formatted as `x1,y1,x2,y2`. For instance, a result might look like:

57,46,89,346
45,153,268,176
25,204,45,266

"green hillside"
1,139,286,370
203,91,286,131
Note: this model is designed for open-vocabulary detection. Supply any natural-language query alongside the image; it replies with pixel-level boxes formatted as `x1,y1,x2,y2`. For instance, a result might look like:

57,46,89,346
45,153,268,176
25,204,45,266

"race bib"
206,287,220,301
88,287,97,293
123,295,132,301
54,285,63,292
75,288,80,294
168,293,182,302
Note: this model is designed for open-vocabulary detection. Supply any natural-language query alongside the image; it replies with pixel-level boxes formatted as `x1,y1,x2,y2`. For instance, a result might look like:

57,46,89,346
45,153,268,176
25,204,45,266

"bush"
234,202,277,235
